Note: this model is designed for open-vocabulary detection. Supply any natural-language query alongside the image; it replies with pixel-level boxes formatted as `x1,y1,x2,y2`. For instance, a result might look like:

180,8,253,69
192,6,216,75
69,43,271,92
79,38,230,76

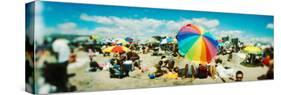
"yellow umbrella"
102,46,114,53
243,46,262,54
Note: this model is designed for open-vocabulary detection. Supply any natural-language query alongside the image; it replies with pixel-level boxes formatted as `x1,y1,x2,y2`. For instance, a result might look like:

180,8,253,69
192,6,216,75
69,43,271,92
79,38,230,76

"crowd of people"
26,35,274,94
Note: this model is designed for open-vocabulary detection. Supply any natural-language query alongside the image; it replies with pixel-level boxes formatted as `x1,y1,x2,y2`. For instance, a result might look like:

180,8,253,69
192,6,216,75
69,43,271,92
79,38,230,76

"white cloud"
55,22,93,35
58,22,77,31
35,13,273,46
79,14,220,40
81,14,113,25
192,18,220,29
266,23,274,29
213,30,273,46
242,37,273,46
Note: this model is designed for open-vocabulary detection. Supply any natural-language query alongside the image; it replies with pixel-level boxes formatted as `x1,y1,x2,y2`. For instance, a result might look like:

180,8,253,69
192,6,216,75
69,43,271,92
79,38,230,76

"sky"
29,1,274,45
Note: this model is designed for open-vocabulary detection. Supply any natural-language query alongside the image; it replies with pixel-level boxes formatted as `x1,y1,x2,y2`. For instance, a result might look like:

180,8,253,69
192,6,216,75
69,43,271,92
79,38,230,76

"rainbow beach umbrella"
176,24,219,64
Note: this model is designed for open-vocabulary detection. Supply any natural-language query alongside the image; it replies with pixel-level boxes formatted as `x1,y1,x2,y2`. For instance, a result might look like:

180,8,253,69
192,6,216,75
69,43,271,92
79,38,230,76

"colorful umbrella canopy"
243,46,262,54
176,24,219,64
103,46,130,53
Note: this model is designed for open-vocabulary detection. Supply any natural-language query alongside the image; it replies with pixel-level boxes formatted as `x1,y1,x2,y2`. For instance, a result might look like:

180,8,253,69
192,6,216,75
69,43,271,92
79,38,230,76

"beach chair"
109,64,124,78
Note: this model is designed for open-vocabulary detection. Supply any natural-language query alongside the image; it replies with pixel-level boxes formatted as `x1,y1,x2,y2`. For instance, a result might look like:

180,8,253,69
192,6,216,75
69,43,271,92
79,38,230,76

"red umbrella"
111,46,130,53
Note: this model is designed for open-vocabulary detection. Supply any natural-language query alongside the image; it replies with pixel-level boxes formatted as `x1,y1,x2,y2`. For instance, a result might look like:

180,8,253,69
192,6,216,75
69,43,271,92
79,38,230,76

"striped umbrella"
103,46,130,53
176,24,219,64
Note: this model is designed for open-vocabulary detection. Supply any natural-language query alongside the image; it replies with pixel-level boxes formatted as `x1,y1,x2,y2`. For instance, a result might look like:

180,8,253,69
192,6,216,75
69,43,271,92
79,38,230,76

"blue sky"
35,1,274,44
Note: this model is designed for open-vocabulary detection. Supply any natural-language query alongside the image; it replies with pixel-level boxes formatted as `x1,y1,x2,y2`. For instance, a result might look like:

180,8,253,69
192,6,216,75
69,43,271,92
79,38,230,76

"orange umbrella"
112,46,129,53
103,46,130,53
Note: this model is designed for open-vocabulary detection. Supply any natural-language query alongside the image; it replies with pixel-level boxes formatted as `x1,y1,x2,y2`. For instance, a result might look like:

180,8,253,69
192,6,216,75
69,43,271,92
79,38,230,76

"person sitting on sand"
173,67,180,79
109,58,124,78
88,50,103,72
154,64,165,77
158,56,167,67
207,64,217,79
216,64,243,82
167,59,175,71
235,71,243,82
184,63,196,79
89,61,103,72
132,59,141,71
197,64,208,79
123,59,133,77
108,55,126,78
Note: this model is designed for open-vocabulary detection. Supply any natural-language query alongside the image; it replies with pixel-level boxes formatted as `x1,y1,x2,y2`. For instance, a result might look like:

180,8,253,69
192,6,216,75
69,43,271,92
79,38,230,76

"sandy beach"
66,51,268,92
